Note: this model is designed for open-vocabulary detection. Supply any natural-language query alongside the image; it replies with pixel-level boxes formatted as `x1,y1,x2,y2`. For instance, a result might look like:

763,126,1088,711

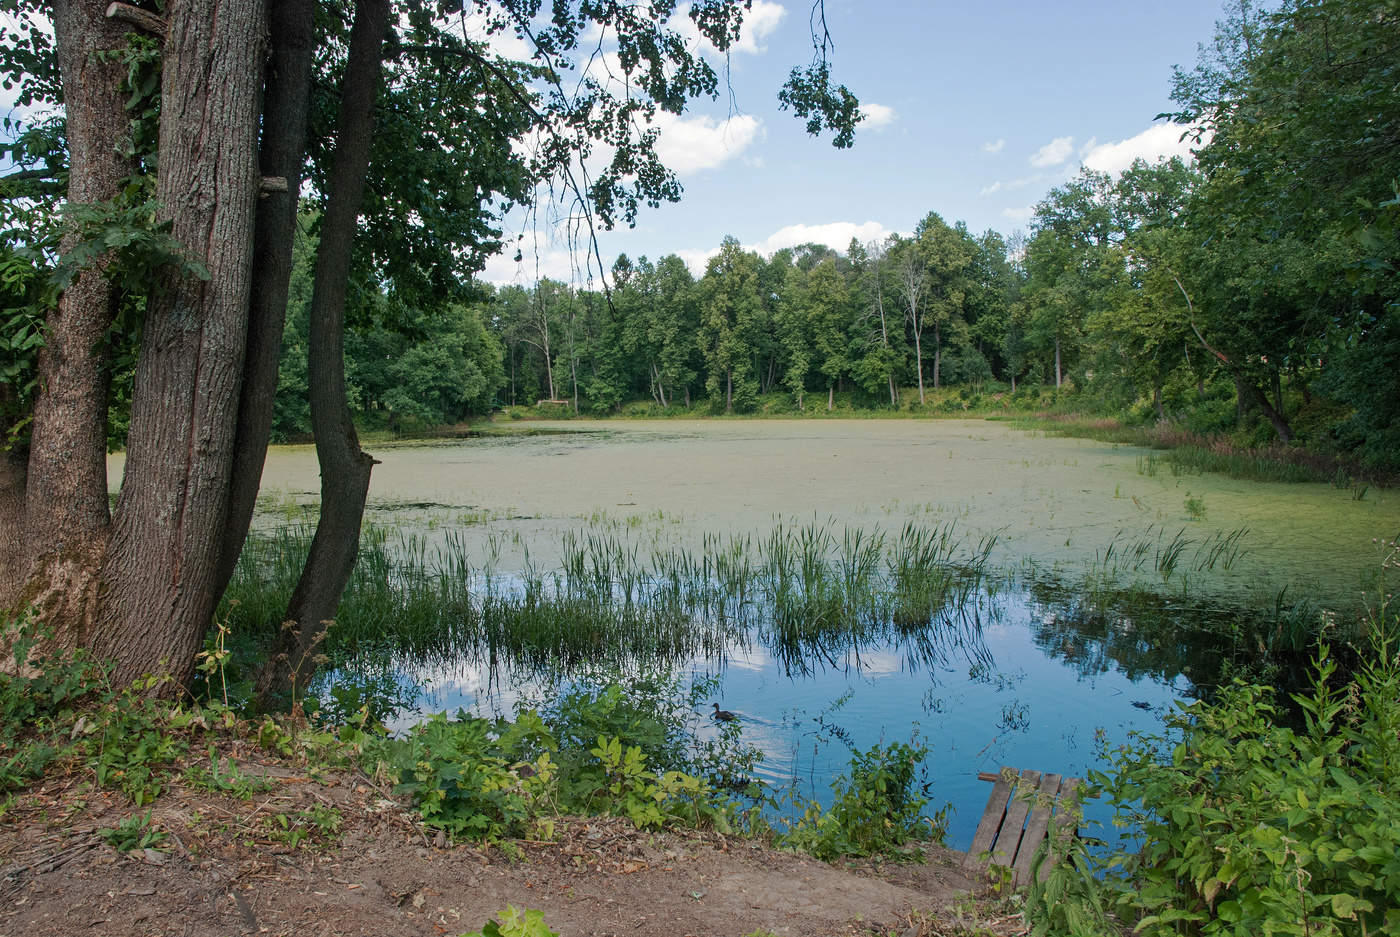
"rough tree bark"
0,442,25,612
92,0,267,686
9,1,135,621
266,0,390,703
213,0,317,598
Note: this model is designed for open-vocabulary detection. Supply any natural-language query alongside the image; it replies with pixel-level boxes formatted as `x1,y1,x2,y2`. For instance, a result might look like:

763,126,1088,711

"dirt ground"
0,746,1018,937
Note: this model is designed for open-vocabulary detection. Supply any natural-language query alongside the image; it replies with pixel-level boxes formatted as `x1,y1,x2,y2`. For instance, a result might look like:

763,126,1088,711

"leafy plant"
99,811,168,853
781,740,942,861
265,804,343,849
459,906,557,937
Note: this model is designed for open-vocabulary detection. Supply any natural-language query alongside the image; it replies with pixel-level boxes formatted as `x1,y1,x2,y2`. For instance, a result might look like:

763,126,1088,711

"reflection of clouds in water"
387,658,553,732
838,648,903,677
721,642,770,672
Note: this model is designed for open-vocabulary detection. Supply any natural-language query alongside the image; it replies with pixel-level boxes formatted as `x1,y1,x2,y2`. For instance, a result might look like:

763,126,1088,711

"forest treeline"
271,0,1398,468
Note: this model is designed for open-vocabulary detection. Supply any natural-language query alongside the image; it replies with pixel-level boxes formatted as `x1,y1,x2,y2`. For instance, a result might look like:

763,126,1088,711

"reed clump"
221,518,1003,684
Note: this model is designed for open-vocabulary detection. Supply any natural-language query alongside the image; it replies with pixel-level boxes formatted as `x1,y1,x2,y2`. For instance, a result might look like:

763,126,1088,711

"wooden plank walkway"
964,767,1082,887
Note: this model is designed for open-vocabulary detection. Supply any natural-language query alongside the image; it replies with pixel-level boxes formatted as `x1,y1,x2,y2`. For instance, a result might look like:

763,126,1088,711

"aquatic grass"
223,516,1009,690
1154,530,1190,584
1193,527,1249,572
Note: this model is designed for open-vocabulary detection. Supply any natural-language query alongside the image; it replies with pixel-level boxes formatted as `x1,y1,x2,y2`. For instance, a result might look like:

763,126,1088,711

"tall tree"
890,236,930,404
848,237,901,405
699,236,764,413
1,0,863,692
915,212,974,390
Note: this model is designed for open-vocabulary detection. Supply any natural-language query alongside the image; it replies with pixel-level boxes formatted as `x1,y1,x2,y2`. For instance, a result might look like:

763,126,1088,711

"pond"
189,419,1397,850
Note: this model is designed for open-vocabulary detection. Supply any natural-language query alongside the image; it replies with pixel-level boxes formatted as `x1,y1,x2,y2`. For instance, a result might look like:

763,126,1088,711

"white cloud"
670,0,787,56
480,246,602,286
734,0,786,53
982,138,1006,154
979,174,1045,197
654,112,763,175
672,221,896,275
859,103,897,131
753,220,893,255
1001,205,1034,224
676,247,723,275
1029,135,1075,168
1081,123,1203,175
448,3,537,62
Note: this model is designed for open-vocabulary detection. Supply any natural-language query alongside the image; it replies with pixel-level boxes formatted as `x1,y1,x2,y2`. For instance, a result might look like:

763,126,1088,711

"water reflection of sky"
384,586,1189,851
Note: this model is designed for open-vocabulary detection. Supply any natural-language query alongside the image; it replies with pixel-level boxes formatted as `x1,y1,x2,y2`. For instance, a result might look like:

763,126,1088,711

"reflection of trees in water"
1021,576,1341,700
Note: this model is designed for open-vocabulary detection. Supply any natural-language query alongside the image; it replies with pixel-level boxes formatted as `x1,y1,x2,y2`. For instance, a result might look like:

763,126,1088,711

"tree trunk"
912,327,925,405
827,385,833,411
1153,383,1164,421
0,444,26,611
19,0,134,616
1054,335,1062,389
94,0,267,687
725,369,733,413
213,0,317,599
1246,379,1294,443
268,0,390,705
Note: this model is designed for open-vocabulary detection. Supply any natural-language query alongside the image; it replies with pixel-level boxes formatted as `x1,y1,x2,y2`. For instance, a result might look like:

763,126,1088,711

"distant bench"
964,767,1082,887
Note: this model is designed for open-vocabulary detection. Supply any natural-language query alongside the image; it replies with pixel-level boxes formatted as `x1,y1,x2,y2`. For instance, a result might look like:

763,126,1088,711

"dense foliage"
1027,604,1400,936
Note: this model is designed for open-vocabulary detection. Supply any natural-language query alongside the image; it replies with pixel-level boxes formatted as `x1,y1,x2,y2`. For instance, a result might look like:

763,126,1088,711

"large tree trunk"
213,0,317,598
0,443,26,612
15,1,135,621
266,0,390,705
93,0,266,688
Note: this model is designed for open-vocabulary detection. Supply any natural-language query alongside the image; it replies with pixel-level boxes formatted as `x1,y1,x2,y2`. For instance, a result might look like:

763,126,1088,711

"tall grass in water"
1076,525,1252,588
222,517,1002,684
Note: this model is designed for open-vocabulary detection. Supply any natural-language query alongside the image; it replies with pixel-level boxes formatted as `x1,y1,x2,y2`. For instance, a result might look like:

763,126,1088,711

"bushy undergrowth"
780,740,942,861
368,671,764,842
1028,604,1400,936
3,617,939,864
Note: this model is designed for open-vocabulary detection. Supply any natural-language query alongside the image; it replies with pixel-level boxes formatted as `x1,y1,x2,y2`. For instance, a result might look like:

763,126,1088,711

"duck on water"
711,703,738,722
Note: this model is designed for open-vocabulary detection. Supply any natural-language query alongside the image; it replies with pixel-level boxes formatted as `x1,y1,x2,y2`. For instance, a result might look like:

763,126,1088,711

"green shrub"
370,678,749,843
1029,619,1400,936
781,740,942,860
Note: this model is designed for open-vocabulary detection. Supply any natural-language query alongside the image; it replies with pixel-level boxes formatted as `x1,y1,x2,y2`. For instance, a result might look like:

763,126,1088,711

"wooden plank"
1011,772,1062,886
990,769,1040,872
964,768,1015,871
1041,776,1084,882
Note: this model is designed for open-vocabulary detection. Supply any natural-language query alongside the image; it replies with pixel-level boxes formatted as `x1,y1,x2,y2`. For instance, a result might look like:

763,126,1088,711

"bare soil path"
1,749,1006,937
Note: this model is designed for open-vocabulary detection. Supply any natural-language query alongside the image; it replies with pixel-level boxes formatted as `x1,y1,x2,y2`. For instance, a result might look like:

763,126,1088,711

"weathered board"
964,767,1082,887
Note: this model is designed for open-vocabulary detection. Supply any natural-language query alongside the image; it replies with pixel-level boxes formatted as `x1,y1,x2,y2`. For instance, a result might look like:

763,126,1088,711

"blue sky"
1,1,1229,286
483,0,1228,284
